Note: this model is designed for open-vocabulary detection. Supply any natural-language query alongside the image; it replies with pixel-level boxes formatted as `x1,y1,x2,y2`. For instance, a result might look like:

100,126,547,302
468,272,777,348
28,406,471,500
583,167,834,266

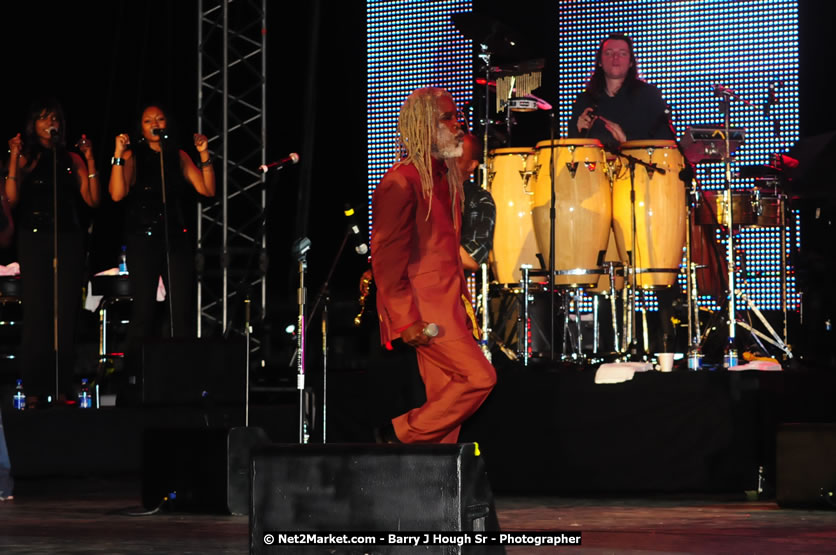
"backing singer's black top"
125,141,190,238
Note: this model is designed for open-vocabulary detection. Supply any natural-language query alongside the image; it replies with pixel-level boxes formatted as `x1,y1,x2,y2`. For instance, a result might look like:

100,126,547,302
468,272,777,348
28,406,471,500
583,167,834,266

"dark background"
2,0,834,350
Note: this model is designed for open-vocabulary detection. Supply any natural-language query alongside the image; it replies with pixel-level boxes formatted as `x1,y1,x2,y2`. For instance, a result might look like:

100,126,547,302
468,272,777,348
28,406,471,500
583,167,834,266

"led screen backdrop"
557,0,801,311
366,0,799,312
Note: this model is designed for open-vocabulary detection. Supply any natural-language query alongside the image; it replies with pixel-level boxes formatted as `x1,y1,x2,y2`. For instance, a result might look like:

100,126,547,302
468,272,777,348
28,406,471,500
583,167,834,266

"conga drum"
529,139,611,288
487,148,538,285
612,140,686,288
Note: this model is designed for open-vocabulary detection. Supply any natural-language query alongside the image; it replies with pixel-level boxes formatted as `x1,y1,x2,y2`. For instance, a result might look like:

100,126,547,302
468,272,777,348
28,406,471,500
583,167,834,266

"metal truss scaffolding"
197,0,267,346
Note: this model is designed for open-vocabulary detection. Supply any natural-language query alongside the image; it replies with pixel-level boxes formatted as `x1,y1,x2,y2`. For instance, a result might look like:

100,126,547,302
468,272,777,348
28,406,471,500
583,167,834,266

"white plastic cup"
657,353,675,373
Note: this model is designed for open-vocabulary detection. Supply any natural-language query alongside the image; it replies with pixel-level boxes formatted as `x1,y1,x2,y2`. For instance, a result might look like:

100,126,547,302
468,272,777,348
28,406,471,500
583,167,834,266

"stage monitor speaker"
249,443,502,554
142,426,269,514
140,337,245,405
776,423,836,508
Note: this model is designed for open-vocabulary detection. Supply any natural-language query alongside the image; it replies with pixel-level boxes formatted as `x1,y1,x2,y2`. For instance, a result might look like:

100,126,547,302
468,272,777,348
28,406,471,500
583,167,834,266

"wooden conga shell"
487,148,538,284
612,140,686,288
529,139,611,288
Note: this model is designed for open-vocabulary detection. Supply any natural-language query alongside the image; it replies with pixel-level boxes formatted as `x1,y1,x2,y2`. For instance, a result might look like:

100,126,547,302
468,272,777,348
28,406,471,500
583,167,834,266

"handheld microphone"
422,323,439,337
258,153,300,173
343,205,369,255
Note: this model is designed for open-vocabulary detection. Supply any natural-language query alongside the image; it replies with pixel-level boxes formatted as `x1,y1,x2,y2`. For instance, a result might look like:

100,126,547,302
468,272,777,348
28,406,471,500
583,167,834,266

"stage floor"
1,478,835,554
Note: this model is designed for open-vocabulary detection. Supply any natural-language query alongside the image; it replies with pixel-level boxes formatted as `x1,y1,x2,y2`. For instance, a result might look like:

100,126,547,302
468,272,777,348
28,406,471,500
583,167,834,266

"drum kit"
452,13,795,368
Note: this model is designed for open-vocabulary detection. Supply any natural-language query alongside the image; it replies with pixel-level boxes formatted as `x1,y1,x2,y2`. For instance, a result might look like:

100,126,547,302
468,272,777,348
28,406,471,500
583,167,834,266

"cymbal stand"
780,190,790,353
736,289,793,358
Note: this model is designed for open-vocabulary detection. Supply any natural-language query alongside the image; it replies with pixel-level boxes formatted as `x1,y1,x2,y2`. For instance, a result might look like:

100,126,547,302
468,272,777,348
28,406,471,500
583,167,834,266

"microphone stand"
717,91,738,368
157,137,176,337
605,146,666,358
548,112,557,362
477,41,494,362
303,225,354,444
292,236,311,444
52,143,59,400
660,109,705,369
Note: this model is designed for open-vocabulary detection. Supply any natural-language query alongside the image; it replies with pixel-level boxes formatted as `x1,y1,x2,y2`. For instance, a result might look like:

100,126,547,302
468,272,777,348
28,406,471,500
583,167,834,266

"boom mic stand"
548,113,557,362
292,236,311,444
302,223,356,444
477,41,493,362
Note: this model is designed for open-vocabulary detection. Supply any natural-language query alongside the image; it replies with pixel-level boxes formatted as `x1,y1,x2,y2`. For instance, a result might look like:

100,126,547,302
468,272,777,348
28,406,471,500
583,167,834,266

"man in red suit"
371,87,496,444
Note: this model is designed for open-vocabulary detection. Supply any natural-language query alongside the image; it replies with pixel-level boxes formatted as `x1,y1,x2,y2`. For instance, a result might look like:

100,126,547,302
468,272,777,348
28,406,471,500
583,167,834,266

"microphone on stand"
49,128,58,137
151,128,169,140
713,84,750,106
343,205,369,255
258,153,300,173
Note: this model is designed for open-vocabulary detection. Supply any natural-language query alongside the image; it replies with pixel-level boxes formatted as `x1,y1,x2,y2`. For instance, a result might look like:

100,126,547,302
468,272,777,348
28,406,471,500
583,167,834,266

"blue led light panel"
366,0,474,223
559,0,800,311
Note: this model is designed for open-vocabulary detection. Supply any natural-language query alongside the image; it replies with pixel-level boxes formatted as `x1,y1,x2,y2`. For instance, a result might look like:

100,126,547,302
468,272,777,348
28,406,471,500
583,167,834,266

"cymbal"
451,12,535,61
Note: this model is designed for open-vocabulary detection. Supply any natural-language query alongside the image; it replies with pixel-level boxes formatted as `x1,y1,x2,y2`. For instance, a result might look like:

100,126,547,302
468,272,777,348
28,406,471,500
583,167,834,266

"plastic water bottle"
79,378,93,409
118,245,128,274
13,379,25,411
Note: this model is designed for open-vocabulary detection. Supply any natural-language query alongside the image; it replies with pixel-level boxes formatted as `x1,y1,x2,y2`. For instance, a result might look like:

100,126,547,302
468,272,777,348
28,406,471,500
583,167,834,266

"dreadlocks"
396,87,463,226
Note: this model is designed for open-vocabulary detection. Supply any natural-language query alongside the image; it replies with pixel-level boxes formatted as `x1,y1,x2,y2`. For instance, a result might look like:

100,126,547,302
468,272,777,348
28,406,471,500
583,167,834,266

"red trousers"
392,336,496,443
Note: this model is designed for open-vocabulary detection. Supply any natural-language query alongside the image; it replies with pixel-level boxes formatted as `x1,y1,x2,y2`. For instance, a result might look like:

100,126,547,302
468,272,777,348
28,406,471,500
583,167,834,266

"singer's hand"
359,269,373,297
597,116,627,143
577,107,597,133
114,133,130,157
76,134,94,160
194,133,208,153
401,321,430,347
8,134,22,158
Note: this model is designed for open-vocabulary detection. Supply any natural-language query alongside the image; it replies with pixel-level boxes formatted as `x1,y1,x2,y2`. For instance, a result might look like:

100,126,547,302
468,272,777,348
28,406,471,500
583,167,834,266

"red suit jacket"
371,158,471,344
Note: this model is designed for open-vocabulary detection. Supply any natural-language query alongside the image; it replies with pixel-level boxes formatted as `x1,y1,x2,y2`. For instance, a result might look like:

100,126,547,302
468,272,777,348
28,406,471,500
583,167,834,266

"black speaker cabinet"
777,423,836,508
140,337,246,405
250,443,502,554
142,426,269,514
